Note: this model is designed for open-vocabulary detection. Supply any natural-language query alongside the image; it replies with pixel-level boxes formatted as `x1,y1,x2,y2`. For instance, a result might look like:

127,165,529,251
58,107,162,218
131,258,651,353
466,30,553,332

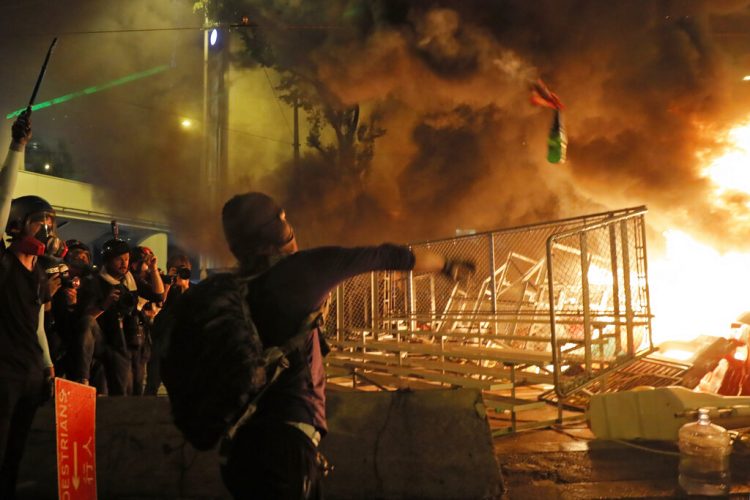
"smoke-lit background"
3,0,750,260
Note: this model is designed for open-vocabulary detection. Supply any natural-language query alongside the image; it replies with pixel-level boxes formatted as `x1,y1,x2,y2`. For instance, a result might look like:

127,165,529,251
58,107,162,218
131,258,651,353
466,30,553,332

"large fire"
650,121,750,347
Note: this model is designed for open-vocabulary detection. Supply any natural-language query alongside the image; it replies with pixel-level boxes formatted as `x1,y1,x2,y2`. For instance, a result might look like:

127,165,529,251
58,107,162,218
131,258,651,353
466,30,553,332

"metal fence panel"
326,207,652,397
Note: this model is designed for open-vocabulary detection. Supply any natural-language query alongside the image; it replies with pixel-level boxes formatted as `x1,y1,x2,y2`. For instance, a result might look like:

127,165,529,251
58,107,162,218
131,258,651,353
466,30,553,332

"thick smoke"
0,1,225,257
220,0,750,252
5,0,750,261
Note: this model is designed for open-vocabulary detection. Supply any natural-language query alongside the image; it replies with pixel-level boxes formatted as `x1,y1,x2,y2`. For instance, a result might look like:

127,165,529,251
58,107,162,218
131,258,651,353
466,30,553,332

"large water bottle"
678,408,731,496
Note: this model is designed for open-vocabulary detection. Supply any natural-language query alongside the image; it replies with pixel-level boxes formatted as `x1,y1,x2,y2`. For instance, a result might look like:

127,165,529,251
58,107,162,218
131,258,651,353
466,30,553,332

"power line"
262,67,293,137
1,23,343,38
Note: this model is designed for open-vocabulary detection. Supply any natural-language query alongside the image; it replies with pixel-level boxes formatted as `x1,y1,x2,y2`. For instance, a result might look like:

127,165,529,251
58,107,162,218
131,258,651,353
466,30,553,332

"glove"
441,259,476,282
11,110,32,147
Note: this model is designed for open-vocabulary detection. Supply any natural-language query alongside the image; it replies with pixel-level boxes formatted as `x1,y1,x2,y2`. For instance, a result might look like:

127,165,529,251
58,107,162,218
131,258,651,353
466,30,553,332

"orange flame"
650,120,750,346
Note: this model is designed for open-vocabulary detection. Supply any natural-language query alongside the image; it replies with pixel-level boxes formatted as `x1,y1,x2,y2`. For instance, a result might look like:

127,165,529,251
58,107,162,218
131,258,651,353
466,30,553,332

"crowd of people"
0,112,196,496
47,239,192,396
0,110,474,499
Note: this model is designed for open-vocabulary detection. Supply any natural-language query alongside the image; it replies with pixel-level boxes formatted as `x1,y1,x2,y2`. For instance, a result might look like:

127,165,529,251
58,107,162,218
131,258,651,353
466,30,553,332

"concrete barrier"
18,388,501,499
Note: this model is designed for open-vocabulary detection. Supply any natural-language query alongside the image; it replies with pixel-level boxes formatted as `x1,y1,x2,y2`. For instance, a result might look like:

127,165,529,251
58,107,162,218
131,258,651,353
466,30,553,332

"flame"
701,121,750,196
649,230,750,345
650,121,750,346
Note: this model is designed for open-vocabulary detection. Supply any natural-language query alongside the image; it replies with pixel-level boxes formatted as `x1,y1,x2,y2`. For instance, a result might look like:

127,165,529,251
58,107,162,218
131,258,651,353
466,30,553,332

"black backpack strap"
219,301,330,461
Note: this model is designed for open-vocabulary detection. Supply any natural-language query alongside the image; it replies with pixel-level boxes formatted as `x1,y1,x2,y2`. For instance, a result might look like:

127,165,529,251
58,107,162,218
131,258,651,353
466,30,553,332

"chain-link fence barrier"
326,206,652,397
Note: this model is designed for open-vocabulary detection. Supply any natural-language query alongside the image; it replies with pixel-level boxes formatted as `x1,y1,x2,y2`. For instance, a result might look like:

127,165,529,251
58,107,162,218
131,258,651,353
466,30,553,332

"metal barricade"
326,206,653,398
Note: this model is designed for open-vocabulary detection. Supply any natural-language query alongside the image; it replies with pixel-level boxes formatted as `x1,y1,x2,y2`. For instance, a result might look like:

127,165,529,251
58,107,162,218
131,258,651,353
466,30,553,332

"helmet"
101,239,130,262
65,239,92,266
5,195,55,238
66,239,91,255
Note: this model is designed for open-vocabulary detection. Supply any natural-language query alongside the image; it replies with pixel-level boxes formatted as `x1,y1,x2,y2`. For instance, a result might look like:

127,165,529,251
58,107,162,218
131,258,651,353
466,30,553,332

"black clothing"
128,336,149,396
77,274,160,356
222,244,414,499
220,419,323,500
46,288,79,377
74,272,162,395
0,248,45,380
0,245,47,498
145,285,184,395
0,372,44,499
247,244,415,434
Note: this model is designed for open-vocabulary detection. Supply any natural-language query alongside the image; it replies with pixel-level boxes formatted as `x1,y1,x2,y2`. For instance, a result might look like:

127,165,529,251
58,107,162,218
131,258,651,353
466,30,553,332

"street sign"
55,378,97,500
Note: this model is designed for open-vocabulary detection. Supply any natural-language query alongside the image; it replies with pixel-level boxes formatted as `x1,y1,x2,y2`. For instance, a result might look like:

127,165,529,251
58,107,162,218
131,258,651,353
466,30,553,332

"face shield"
26,211,55,239
25,211,66,259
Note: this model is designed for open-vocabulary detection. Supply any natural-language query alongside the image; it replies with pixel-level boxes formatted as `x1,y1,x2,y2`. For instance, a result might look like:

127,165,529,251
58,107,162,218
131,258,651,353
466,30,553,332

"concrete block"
18,389,500,499
321,388,502,499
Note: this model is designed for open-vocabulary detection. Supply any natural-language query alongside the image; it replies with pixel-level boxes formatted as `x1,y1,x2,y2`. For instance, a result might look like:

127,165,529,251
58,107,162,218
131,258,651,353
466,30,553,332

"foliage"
194,0,386,178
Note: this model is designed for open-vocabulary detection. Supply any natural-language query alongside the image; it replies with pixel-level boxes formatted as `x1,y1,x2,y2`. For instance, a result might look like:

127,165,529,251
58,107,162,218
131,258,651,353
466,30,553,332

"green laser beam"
6,64,170,119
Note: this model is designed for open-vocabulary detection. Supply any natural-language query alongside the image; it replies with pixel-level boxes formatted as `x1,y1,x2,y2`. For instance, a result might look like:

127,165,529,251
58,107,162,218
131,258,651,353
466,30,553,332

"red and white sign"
55,378,97,500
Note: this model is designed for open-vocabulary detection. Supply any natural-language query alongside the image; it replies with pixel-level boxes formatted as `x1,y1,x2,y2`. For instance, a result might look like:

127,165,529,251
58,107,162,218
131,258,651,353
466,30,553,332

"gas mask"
14,211,67,258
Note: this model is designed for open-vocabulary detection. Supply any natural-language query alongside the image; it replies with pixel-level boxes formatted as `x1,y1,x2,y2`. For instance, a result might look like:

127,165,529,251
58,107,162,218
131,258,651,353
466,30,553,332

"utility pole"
200,16,211,279
293,97,300,166
200,19,230,278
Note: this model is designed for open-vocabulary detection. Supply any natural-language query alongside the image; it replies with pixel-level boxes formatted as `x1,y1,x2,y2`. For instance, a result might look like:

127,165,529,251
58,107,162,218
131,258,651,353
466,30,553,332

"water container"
678,408,731,496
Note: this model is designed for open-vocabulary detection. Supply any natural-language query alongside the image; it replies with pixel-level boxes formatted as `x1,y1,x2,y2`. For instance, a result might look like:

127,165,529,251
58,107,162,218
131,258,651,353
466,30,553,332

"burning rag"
530,79,567,164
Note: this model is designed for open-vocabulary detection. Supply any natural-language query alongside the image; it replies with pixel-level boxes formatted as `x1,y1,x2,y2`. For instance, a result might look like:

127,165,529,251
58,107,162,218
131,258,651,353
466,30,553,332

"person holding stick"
0,39,60,497
0,111,60,498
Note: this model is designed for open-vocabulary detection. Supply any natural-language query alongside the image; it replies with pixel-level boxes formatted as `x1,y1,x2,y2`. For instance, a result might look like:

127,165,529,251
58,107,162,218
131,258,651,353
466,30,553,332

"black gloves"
11,110,32,147
441,259,476,282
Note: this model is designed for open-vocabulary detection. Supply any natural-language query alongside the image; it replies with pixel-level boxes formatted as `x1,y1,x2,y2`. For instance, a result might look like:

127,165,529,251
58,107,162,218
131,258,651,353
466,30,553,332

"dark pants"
128,344,149,396
220,420,323,500
104,350,130,396
144,354,161,396
75,316,129,396
0,373,43,499
73,315,102,383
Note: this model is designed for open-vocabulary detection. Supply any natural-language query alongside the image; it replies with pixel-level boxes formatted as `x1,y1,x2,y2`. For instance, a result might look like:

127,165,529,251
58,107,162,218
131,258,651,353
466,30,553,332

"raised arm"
272,244,476,317
0,112,32,230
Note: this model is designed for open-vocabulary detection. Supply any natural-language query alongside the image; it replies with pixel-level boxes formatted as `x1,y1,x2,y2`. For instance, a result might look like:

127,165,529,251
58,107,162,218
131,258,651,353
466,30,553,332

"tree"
197,0,385,179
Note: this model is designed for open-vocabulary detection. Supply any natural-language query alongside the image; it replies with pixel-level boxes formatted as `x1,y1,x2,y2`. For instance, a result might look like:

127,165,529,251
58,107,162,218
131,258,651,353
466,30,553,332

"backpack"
157,272,312,451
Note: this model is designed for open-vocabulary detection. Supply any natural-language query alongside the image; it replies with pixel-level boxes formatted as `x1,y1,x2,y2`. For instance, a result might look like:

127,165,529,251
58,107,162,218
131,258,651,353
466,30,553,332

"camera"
114,283,137,313
44,262,80,289
161,267,192,285
62,275,81,290
176,267,192,280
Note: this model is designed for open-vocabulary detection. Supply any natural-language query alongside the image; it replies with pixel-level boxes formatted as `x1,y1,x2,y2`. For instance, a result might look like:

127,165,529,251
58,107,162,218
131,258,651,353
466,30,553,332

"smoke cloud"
5,0,750,262
221,0,750,253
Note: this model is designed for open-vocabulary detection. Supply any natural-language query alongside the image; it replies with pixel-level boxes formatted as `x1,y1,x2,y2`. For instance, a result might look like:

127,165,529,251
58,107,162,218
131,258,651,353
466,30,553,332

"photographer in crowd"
144,253,191,396
73,239,163,395
128,246,164,395
45,240,93,379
